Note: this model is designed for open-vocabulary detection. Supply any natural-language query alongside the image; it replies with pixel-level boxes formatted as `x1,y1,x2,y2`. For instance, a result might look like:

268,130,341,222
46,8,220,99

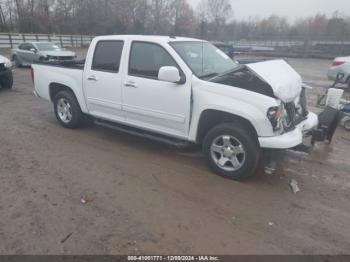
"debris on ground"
265,160,277,175
268,222,274,227
290,179,301,194
80,198,87,204
61,232,73,244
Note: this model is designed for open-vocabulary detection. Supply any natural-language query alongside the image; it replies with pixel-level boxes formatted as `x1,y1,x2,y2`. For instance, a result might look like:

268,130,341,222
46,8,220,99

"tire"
345,120,350,131
0,72,13,89
13,55,21,68
53,90,83,129
203,123,261,181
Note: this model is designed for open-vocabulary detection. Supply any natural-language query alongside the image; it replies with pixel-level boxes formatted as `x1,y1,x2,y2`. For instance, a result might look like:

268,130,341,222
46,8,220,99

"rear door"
122,41,192,138
83,40,125,121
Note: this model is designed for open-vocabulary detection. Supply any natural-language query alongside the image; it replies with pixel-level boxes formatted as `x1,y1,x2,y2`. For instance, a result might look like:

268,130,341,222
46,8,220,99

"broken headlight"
267,105,283,131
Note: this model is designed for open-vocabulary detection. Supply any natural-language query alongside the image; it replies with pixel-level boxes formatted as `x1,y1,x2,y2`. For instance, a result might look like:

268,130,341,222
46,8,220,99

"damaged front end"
210,59,341,147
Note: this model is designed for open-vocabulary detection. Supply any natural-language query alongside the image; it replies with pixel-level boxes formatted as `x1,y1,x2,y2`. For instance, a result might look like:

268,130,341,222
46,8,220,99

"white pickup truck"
32,35,319,180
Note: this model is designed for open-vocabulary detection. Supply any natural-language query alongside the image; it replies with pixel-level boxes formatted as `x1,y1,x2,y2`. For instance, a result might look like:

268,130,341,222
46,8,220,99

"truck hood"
41,50,76,57
246,60,302,103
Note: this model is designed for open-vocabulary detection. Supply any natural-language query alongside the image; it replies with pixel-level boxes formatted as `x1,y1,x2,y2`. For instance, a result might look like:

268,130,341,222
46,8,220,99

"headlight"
4,59,12,69
267,104,283,131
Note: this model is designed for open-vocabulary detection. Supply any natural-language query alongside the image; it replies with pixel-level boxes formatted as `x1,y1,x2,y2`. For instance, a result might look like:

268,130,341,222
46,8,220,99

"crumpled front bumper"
259,112,318,149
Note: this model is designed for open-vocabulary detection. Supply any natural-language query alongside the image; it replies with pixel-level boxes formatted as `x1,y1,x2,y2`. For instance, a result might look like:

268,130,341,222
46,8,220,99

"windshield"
170,41,238,78
36,43,62,51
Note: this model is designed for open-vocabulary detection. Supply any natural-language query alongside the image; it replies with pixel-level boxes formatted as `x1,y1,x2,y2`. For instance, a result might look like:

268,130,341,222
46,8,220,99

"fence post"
48,34,51,42
59,35,63,47
80,35,83,47
22,34,26,42
70,35,74,47
8,33,13,48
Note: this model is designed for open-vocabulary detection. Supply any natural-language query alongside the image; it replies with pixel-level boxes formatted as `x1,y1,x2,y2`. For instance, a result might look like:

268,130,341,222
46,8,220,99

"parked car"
328,56,350,88
32,35,320,181
11,42,76,67
0,54,13,89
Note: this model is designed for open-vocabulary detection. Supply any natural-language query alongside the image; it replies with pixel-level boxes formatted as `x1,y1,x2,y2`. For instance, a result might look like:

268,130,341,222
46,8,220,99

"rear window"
92,41,124,73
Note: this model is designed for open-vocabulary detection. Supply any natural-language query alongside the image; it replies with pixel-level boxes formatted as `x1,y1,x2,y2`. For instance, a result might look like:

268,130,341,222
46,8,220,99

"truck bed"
32,61,86,111
34,59,85,70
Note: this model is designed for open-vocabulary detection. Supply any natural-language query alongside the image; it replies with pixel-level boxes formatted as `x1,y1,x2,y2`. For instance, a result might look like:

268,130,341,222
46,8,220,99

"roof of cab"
93,35,205,44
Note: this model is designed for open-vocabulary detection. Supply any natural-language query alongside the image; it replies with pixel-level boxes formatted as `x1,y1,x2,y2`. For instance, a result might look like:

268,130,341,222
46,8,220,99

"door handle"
87,75,98,81
124,81,138,88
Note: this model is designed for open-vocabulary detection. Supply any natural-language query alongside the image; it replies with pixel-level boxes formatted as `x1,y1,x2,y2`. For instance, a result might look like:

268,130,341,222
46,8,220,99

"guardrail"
0,33,94,48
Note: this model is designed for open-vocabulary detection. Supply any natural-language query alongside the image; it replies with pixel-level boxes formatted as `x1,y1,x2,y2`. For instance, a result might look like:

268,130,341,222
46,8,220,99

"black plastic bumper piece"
311,106,343,145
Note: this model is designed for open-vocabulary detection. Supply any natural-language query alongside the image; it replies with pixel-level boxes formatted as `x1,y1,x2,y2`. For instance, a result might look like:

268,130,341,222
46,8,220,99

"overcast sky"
188,0,350,21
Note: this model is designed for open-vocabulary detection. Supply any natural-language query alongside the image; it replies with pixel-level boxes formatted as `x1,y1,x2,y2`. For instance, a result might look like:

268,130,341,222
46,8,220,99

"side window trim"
128,41,183,81
91,40,124,73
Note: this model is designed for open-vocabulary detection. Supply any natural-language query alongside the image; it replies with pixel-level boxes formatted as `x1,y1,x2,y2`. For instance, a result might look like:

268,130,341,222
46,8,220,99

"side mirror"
158,66,184,84
30,48,37,53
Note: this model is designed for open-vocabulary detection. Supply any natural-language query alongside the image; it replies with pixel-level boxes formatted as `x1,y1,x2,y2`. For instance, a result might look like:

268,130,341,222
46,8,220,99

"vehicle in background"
11,42,76,67
0,54,13,89
32,35,320,181
328,56,350,88
212,42,269,65
213,42,235,59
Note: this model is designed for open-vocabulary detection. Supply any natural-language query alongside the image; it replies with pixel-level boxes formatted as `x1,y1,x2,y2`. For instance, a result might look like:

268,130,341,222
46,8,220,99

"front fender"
188,87,277,142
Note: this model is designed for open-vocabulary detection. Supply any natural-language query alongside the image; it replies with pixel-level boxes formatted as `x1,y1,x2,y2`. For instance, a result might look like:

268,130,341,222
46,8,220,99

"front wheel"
13,55,21,68
203,123,261,181
345,120,350,131
0,72,13,89
53,90,83,129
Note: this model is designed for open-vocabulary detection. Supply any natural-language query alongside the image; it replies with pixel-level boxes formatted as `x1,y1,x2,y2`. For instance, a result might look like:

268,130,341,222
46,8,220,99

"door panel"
20,44,37,64
83,41,125,121
123,41,191,138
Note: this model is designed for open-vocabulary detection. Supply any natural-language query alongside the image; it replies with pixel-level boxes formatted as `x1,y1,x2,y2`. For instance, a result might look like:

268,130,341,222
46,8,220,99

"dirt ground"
0,49,350,255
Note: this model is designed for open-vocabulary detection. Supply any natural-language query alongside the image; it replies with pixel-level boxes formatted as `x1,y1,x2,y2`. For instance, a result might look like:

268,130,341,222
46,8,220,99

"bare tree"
198,0,233,39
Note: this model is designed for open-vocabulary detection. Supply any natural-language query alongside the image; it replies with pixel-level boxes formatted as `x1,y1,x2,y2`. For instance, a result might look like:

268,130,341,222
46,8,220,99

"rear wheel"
53,90,83,129
203,123,261,181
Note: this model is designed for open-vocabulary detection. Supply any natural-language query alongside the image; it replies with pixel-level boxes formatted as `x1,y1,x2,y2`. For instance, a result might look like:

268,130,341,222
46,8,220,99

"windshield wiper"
199,72,219,79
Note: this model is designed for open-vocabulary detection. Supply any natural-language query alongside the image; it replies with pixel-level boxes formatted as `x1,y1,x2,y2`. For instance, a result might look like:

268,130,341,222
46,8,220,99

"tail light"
333,61,345,66
30,67,34,83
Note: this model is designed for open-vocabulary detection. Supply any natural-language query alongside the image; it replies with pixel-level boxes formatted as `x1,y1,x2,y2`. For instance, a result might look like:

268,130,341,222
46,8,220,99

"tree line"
0,0,349,42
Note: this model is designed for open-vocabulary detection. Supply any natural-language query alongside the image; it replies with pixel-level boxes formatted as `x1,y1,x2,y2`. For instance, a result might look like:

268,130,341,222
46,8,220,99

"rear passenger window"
92,41,124,73
129,42,177,79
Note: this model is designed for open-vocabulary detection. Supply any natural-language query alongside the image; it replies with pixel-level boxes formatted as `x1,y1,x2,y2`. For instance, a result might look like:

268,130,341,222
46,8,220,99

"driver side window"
19,43,35,51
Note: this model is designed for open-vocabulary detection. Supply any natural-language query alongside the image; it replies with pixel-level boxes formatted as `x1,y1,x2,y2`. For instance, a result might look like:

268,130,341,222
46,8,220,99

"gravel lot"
0,49,350,255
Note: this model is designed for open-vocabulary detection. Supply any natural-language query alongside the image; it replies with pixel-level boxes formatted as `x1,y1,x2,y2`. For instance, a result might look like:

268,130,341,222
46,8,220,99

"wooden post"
8,33,13,48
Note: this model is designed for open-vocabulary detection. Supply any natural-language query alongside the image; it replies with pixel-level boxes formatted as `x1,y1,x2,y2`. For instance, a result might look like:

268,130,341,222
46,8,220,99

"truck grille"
59,56,74,61
283,89,309,132
284,102,297,130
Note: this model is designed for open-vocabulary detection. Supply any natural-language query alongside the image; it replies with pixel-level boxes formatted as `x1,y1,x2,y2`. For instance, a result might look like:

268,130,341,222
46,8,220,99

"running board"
94,119,192,149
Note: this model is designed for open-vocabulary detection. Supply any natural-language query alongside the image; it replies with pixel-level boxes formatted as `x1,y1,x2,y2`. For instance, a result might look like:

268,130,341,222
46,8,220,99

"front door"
18,43,37,65
83,40,125,122
122,41,191,138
